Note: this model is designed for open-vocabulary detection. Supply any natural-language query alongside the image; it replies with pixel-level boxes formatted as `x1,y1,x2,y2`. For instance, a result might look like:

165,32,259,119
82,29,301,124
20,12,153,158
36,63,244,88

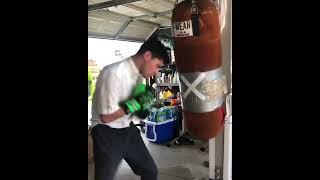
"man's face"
142,51,165,78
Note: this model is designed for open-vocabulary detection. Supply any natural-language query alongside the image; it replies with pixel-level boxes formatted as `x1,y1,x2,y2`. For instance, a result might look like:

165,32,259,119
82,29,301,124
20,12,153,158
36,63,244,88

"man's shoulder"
102,61,120,70
100,62,120,75
102,58,131,71
100,58,131,79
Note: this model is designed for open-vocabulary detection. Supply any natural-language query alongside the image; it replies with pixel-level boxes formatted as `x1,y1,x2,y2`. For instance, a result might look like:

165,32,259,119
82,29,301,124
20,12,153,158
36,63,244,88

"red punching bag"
172,0,226,140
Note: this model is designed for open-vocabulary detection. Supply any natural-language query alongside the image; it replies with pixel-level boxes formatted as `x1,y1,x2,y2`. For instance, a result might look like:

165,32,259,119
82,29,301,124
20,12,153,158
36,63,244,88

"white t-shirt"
90,57,144,128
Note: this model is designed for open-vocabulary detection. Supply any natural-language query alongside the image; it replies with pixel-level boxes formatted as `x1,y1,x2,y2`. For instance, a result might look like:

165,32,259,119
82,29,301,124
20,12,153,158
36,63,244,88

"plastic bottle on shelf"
168,74,172,83
172,73,176,83
161,73,164,83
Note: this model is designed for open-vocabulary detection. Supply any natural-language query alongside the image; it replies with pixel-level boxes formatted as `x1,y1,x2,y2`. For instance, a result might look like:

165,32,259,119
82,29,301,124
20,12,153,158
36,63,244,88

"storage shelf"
156,83,180,87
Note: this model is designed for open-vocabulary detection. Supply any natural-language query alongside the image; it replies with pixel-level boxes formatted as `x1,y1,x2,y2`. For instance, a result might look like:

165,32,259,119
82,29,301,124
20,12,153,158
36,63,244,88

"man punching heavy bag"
172,0,226,140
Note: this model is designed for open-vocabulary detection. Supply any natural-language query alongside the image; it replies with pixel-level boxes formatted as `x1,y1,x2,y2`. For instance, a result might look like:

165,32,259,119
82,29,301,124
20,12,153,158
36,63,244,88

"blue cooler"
145,107,178,144
145,118,177,144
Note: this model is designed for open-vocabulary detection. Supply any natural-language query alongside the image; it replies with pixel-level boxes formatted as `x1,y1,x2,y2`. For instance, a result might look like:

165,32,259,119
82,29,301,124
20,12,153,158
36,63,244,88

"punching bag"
172,0,226,140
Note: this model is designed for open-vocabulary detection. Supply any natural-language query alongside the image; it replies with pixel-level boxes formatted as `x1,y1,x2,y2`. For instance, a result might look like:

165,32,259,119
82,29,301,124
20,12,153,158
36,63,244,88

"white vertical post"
223,93,232,180
209,138,215,179
223,0,232,175
223,118,232,180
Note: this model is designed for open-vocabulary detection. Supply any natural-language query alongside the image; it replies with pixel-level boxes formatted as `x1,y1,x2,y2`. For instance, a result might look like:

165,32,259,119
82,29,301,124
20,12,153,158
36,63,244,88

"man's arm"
95,71,125,123
100,108,126,124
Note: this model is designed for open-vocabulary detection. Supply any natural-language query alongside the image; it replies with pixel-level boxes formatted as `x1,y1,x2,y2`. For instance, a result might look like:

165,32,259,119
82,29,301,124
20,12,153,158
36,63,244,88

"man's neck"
131,54,143,73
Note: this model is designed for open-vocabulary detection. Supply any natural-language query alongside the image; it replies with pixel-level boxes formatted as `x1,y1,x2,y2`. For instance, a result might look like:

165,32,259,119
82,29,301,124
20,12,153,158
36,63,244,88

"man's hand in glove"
121,84,155,119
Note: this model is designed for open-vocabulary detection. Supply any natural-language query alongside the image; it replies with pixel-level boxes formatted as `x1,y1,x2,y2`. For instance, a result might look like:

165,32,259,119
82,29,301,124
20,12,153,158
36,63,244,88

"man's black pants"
91,123,158,180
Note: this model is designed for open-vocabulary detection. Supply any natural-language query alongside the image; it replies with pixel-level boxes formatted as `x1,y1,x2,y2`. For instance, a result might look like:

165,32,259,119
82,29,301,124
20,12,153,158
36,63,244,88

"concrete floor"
88,129,210,180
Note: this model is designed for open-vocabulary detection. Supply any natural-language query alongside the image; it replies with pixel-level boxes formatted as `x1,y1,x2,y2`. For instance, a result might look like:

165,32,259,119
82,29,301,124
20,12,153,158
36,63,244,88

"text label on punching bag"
172,20,193,37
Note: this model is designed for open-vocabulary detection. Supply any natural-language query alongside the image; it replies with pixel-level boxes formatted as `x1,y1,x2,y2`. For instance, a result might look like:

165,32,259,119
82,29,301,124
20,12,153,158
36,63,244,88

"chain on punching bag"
172,0,226,140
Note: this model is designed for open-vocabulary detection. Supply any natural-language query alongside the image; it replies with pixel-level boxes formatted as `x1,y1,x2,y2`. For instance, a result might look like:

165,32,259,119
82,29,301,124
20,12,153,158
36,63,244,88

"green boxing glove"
121,84,156,118
121,83,146,114
134,90,155,119
122,98,142,114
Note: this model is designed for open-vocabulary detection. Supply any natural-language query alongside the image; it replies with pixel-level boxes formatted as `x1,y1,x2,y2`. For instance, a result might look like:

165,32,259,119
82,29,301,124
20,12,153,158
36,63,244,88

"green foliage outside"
88,70,95,101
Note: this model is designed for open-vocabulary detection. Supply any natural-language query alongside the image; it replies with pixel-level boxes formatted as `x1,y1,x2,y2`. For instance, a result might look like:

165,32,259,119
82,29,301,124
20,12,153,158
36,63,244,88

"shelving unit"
144,33,194,146
156,83,180,87
151,63,181,101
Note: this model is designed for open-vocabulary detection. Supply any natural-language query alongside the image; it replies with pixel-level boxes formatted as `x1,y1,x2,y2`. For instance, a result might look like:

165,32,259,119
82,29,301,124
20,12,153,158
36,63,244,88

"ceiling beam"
133,10,172,20
88,31,145,42
145,26,159,41
88,0,142,12
104,9,160,26
149,0,174,8
159,0,175,6
114,18,134,39
158,10,172,16
122,4,171,20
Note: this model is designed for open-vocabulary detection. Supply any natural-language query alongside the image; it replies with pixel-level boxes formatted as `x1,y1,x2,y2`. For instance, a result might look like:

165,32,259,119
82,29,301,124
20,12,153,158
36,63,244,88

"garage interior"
88,0,232,180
